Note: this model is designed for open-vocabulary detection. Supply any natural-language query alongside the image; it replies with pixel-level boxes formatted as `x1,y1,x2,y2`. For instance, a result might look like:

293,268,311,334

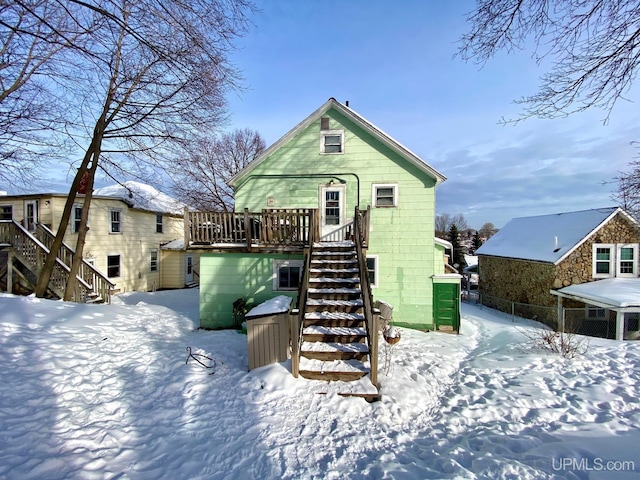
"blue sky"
19,0,640,229
222,0,640,228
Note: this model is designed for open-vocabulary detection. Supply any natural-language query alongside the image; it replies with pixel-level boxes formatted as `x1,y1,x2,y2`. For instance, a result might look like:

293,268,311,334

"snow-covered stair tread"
299,357,369,373
311,259,357,264
312,251,354,256
304,311,365,321
309,277,359,283
309,268,359,274
303,325,366,336
306,298,363,307
313,241,355,248
301,341,369,353
308,287,361,294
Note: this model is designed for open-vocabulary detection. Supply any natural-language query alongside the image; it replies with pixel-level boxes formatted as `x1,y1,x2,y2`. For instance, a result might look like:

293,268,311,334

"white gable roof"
228,97,446,188
94,181,185,215
475,207,636,264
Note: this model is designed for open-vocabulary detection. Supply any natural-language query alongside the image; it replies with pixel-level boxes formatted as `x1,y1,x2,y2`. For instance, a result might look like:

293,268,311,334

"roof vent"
553,236,561,253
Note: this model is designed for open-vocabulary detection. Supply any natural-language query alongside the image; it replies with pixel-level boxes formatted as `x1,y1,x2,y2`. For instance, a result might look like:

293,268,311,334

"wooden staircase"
296,240,380,400
0,220,115,303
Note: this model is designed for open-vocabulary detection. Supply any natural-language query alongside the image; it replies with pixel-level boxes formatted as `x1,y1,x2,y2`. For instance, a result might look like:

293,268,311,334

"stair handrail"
1,220,95,299
36,223,115,303
353,206,378,387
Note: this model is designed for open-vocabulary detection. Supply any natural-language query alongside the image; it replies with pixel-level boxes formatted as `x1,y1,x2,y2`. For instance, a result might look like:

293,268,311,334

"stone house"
475,207,640,331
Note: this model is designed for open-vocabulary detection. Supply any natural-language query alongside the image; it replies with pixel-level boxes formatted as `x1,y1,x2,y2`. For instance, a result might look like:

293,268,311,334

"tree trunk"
34,144,95,297
63,151,99,301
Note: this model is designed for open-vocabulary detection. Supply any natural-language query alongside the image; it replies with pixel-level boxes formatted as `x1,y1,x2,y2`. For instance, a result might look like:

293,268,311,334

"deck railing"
37,224,115,303
0,220,97,301
353,206,378,387
187,208,319,248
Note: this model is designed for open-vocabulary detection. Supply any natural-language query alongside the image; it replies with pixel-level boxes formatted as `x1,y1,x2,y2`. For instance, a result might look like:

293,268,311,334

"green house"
193,98,460,332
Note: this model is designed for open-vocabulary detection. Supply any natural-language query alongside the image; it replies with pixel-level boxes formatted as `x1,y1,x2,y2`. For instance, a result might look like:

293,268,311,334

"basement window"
273,259,303,291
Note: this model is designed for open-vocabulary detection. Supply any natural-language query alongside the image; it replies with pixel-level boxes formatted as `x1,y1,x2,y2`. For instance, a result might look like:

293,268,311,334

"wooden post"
244,208,251,250
615,311,624,341
290,309,300,378
183,207,189,250
7,250,12,294
371,308,379,387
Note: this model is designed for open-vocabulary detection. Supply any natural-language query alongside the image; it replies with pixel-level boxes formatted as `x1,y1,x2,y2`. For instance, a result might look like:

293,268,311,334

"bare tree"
459,0,640,122
0,0,79,184
479,222,497,239
436,212,469,238
173,128,265,211
29,0,254,300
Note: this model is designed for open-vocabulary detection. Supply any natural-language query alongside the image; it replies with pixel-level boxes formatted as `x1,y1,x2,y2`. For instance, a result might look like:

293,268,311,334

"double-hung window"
593,243,638,278
110,209,122,233
107,255,120,278
366,255,378,287
156,214,163,234
72,205,83,233
618,244,638,277
150,249,158,272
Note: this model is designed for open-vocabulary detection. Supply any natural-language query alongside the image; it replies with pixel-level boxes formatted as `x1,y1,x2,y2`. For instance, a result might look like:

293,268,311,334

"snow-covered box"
246,296,292,370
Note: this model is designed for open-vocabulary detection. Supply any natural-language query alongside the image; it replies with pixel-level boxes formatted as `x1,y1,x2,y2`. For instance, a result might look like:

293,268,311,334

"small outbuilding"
476,207,640,337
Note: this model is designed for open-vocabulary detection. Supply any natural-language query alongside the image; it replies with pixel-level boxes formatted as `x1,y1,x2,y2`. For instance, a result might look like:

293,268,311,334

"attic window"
320,117,330,130
320,130,344,154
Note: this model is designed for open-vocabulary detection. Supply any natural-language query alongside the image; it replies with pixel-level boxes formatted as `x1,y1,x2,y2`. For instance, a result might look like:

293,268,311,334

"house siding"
232,108,438,329
3,194,184,293
200,252,302,329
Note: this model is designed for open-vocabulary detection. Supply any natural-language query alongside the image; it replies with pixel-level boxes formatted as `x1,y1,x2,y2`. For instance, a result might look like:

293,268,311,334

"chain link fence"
464,292,639,341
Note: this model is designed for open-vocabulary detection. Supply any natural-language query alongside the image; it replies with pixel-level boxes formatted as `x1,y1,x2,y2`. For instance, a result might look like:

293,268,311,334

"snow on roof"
475,207,622,264
553,278,640,309
94,181,185,215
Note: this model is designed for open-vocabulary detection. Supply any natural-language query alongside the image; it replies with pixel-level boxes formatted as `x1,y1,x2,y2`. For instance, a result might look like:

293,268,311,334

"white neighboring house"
0,181,191,294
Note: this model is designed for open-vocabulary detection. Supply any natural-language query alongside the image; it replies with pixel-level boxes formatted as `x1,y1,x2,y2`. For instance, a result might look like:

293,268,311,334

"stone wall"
554,212,640,288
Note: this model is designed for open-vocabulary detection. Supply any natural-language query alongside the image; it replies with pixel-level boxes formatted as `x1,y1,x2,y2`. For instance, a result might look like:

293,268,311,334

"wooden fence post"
290,309,300,378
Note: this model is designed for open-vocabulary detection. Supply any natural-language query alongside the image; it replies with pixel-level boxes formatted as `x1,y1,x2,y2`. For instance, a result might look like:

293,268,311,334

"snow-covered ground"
1,289,639,479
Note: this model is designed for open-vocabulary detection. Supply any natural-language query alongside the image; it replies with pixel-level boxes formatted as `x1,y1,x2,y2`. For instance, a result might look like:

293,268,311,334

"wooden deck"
186,208,320,251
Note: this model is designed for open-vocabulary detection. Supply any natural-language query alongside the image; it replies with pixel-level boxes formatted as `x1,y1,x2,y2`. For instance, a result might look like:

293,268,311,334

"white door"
185,255,194,283
24,200,38,231
319,184,348,241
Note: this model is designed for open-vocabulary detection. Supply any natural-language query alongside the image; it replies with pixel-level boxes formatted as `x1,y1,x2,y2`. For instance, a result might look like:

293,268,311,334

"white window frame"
366,255,378,288
155,213,163,234
273,259,303,291
617,244,638,277
372,183,398,208
110,209,122,234
593,243,615,278
320,129,344,154
107,254,121,278
150,249,158,272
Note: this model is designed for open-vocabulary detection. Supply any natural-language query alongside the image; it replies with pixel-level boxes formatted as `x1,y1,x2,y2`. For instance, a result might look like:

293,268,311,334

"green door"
433,282,460,332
